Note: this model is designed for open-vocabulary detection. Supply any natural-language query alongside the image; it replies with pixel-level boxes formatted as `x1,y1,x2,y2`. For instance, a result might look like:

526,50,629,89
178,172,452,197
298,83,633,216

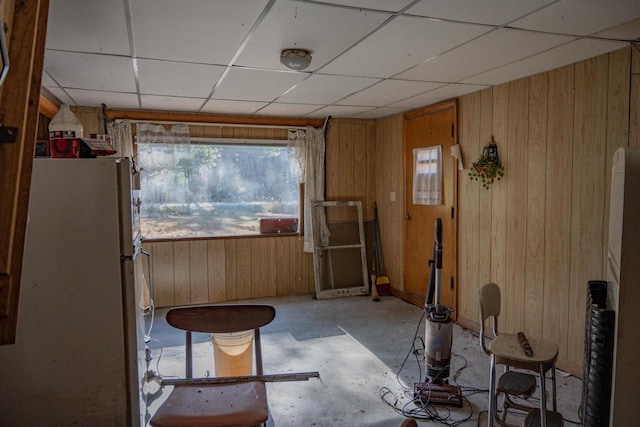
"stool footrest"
523,409,564,427
497,371,537,397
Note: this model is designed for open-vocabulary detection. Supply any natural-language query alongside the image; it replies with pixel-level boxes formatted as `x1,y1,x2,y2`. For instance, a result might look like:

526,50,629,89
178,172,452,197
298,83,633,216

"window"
138,140,300,239
412,145,442,205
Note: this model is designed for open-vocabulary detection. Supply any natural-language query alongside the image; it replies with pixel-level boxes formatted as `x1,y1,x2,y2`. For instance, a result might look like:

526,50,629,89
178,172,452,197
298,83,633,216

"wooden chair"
150,304,276,427
479,283,563,427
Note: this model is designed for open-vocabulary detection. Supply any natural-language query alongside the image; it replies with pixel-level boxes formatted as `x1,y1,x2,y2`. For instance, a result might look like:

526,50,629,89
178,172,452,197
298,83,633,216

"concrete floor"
143,294,583,427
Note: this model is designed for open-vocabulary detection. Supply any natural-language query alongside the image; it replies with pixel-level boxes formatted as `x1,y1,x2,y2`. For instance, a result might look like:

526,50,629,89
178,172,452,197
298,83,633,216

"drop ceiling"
43,0,640,119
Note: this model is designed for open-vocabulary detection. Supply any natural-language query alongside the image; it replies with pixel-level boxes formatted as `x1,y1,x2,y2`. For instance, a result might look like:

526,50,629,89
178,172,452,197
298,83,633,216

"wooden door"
403,100,458,313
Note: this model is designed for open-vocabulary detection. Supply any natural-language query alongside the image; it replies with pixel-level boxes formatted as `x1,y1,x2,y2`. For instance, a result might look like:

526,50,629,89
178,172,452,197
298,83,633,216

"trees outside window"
138,142,300,239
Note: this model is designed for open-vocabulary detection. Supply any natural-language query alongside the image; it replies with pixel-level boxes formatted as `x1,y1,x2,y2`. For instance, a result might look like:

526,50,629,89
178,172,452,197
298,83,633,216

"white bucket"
211,330,254,376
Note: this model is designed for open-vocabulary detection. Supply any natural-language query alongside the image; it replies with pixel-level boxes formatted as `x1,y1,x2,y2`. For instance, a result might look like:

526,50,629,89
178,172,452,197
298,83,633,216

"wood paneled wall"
325,119,377,221
454,47,638,374
374,115,405,292
371,47,639,374
143,236,314,307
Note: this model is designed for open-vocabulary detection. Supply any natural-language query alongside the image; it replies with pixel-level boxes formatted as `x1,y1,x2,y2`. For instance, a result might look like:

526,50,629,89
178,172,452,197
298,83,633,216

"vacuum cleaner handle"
434,218,442,269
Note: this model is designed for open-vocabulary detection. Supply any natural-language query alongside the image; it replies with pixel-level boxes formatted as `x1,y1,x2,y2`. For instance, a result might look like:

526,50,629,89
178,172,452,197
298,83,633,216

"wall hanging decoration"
468,137,504,189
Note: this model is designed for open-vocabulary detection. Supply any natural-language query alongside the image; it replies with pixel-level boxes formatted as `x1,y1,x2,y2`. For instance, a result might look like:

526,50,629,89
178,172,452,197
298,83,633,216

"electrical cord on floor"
379,310,483,426
394,309,427,390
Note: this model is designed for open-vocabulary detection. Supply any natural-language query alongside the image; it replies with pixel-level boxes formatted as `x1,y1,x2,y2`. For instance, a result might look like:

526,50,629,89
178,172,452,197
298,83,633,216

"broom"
373,202,392,296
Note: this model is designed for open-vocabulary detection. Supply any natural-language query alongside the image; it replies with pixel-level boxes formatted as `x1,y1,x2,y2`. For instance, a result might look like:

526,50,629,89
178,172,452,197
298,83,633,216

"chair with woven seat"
479,283,563,427
150,304,276,427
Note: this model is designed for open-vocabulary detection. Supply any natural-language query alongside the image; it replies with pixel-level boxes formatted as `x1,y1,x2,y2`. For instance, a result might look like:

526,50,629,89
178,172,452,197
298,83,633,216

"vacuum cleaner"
413,218,463,407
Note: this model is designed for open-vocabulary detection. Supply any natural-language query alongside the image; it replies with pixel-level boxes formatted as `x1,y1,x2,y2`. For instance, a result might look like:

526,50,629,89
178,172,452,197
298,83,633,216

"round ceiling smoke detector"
280,49,312,71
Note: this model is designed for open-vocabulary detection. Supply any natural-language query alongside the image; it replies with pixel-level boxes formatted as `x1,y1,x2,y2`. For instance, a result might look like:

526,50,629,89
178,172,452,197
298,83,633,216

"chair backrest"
479,283,501,355
166,304,276,378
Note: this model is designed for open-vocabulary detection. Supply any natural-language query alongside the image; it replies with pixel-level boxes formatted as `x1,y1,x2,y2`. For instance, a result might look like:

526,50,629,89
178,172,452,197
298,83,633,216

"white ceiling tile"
355,107,406,119
43,0,640,118
592,18,640,41
321,16,490,78
339,80,445,106
132,0,270,64
141,95,207,111
257,103,326,117
306,105,374,118
317,0,415,12
390,83,487,109
41,71,58,87
213,68,307,102
396,28,575,83
201,99,267,115
462,39,629,85
45,87,75,106
44,51,137,92
278,74,380,104
65,89,140,109
406,0,556,25
46,0,130,55
510,0,640,36
138,59,225,98
234,0,390,71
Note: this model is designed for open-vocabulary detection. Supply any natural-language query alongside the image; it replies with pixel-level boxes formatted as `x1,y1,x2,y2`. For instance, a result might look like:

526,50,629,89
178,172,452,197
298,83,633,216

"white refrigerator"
0,158,148,426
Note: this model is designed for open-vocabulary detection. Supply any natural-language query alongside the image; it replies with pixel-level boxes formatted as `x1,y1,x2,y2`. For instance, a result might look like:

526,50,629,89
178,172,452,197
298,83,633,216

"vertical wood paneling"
325,122,340,219
173,241,191,305
292,237,307,294
524,73,548,338
152,242,175,307
266,238,278,296
71,106,104,135
457,91,481,323
365,122,377,219
250,238,268,298
275,237,291,296
353,122,366,211
207,240,226,302
375,115,404,292
505,78,529,333
339,122,354,204
236,239,252,299
189,240,208,304
491,83,509,303
478,89,494,301
568,55,608,363
455,48,633,373
224,240,237,301
543,65,574,358
305,249,315,294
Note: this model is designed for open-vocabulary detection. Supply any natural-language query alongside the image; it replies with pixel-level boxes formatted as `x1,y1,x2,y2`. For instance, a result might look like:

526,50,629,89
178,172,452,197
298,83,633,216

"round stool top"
490,334,559,366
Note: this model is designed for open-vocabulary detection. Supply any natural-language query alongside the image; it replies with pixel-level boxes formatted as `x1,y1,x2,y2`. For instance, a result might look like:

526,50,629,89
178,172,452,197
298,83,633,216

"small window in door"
413,145,442,205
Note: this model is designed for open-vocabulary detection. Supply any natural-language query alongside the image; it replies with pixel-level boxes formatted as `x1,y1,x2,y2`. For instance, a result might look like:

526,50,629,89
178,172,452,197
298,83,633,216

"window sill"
142,232,302,244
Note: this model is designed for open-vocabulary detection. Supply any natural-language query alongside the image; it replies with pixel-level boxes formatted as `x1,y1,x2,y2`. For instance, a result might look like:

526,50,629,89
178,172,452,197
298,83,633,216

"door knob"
405,213,412,220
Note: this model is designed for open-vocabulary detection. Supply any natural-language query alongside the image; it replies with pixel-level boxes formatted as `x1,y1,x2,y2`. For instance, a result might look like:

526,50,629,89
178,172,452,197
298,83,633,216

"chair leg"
551,367,557,412
488,355,497,427
539,365,548,427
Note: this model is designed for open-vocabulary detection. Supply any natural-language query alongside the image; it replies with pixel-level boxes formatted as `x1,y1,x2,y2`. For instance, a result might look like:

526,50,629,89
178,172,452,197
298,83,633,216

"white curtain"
413,145,442,205
136,123,191,208
107,119,133,158
288,126,330,253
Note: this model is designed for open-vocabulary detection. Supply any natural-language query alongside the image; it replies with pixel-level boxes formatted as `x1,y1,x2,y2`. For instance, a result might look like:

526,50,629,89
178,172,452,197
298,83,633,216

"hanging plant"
468,137,504,189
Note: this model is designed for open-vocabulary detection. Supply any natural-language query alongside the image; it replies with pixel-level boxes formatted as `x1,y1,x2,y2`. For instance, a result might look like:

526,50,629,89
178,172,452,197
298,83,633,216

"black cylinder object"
581,280,615,427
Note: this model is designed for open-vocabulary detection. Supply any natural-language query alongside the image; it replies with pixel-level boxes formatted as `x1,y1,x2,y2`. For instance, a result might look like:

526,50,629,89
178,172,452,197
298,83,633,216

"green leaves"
468,149,504,189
